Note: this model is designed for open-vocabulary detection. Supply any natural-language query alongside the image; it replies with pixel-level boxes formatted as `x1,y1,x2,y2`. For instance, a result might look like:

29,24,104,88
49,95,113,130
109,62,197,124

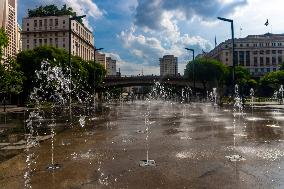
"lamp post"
217,17,236,84
68,15,86,121
93,47,104,109
185,48,195,94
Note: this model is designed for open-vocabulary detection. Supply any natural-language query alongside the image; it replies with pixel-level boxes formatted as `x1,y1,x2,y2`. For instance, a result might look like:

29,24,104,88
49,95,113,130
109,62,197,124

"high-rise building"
159,55,178,76
204,33,284,77
21,15,94,61
106,57,117,76
0,0,18,60
95,51,106,68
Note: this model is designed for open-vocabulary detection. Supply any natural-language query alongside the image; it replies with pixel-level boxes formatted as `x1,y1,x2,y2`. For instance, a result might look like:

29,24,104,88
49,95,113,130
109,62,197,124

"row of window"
27,18,62,27
225,50,283,56
251,67,277,74
225,42,283,48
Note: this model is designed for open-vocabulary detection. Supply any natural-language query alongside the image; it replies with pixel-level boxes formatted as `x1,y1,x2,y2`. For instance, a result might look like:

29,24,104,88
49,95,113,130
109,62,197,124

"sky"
18,0,284,75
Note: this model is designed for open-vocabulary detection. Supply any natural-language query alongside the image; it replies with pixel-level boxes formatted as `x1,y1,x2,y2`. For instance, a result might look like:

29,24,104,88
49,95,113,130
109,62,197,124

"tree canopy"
17,46,106,103
259,70,284,96
28,4,83,23
184,58,229,91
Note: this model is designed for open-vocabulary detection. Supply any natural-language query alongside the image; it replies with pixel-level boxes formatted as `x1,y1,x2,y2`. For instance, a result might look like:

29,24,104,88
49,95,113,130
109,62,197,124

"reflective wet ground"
1,100,284,189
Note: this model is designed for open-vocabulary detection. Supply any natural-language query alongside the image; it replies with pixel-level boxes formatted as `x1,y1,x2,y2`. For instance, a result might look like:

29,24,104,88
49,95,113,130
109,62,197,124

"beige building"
205,33,284,76
106,57,116,76
21,15,94,61
16,23,22,53
0,0,18,60
95,51,106,68
159,55,178,76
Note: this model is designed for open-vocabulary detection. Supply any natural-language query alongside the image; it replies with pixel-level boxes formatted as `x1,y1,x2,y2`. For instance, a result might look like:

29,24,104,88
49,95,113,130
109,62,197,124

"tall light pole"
217,17,236,84
185,48,195,94
69,15,86,121
93,47,103,109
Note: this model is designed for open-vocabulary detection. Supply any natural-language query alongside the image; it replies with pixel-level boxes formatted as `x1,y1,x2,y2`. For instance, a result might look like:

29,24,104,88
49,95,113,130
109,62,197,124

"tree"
28,4,82,23
226,66,257,95
0,58,24,111
17,46,106,103
184,58,229,91
259,71,284,96
0,28,8,60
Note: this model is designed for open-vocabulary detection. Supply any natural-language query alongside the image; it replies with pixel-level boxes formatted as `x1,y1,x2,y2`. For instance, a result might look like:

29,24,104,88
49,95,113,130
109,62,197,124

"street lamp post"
217,17,236,84
93,47,103,109
69,15,86,121
185,48,195,94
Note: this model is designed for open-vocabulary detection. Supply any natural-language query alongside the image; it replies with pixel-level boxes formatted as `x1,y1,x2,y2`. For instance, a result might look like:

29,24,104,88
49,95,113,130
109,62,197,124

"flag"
265,19,269,26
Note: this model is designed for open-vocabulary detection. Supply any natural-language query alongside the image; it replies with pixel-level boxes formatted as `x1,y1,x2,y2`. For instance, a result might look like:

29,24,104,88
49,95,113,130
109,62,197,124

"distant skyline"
18,0,284,75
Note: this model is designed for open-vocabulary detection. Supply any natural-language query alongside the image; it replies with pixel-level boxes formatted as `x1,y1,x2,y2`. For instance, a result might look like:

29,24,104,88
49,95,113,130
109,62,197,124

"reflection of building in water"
202,33,284,77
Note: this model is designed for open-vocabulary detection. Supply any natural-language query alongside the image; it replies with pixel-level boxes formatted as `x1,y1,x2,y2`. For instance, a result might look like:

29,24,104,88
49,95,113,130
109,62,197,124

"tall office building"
159,55,178,76
22,15,94,61
106,57,116,76
95,51,106,68
204,33,284,77
0,0,18,60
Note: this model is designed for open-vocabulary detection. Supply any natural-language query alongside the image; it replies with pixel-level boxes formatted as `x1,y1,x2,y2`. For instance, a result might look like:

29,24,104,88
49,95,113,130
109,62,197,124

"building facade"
205,33,284,76
106,57,116,76
159,55,178,76
95,51,106,68
0,0,18,60
21,15,94,61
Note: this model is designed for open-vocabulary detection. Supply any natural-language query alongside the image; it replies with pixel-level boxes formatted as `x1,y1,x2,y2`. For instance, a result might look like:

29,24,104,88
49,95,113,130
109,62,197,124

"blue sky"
18,0,284,75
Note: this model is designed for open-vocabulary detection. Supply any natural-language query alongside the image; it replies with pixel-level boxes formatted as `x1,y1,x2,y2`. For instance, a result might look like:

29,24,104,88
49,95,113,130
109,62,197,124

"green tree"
0,58,24,111
184,58,229,91
17,46,106,103
259,71,284,96
28,4,82,23
0,28,8,60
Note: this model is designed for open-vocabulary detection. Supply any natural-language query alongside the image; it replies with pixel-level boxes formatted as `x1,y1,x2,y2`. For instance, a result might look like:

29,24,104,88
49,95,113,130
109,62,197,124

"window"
63,20,65,24
278,50,282,54
246,51,250,66
272,50,276,54
240,44,243,47
55,19,58,26
44,39,47,44
27,39,29,43
254,57,258,66
253,51,258,55
272,57,276,65
278,56,282,64
253,43,257,47
225,52,229,56
27,22,29,26
260,57,264,66
27,45,29,49
39,20,42,27
34,33,36,37
49,19,53,26
278,43,282,46
266,50,270,54
55,33,58,37
63,44,65,48
34,20,37,27
239,51,244,66
260,50,264,55
39,39,42,46
266,57,270,65
273,68,276,71
260,68,264,72
33,39,37,45
266,43,269,46
49,38,53,44
267,68,270,72
246,44,249,47
44,19,47,26
27,28,29,31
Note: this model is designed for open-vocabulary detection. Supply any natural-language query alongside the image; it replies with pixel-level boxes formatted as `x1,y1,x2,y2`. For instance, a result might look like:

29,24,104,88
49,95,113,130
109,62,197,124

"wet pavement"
1,100,284,188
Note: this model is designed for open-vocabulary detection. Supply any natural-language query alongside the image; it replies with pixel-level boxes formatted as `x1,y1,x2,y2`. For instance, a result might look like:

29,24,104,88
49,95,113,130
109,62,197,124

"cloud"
134,0,247,31
118,25,212,74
